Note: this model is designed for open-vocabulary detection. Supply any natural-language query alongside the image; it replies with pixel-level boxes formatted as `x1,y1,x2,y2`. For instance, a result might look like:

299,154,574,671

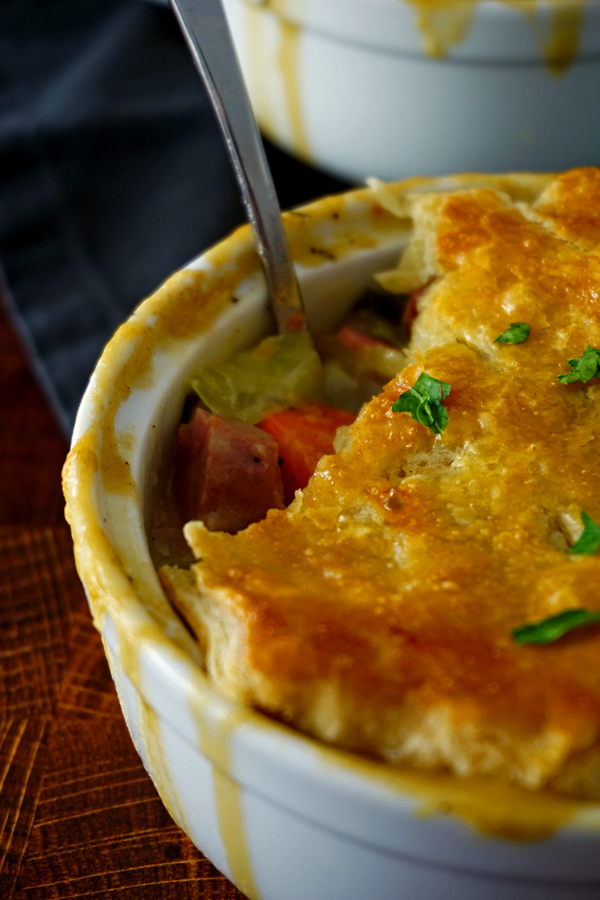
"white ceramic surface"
221,0,600,181
64,181,600,900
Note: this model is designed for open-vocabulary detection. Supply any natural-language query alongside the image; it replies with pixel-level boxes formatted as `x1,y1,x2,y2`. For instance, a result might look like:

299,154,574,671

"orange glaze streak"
403,0,583,73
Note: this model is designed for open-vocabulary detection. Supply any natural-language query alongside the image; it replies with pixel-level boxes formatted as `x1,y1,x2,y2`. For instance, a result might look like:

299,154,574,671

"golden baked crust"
161,168,600,797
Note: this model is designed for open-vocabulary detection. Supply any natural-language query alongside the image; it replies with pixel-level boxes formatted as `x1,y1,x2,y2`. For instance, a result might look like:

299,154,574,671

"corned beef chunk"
174,408,284,533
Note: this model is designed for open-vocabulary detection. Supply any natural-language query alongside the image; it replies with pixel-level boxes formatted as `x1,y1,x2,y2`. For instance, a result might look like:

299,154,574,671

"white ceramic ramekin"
221,0,600,181
63,178,600,900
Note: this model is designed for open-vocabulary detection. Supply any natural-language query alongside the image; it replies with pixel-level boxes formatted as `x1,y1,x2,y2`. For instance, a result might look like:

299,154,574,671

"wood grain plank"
0,298,67,527
0,526,81,716
0,297,246,898
0,524,87,898
0,718,48,894
17,594,246,899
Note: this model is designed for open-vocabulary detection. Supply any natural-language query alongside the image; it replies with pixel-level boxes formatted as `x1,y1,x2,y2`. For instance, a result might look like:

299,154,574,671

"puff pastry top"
163,168,600,797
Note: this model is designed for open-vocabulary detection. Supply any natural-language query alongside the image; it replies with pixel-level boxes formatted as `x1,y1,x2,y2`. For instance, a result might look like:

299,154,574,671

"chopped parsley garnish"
557,346,600,384
392,372,451,435
569,510,600,555
512,512,600,644
494,323,530,344
513,608,600,645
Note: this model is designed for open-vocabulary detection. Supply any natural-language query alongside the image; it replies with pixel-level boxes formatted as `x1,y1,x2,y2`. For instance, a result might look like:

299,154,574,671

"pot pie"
160,167,600,800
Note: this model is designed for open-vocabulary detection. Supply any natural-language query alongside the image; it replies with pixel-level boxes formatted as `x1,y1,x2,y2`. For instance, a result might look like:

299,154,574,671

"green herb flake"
391,372,451,435
569,510,600,556
512,608,600,645
557,346,600,385
494,323,530,345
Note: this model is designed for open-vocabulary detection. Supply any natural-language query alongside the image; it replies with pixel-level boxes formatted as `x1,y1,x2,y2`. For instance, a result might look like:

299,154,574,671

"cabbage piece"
191,331,324,424
316,332,407,396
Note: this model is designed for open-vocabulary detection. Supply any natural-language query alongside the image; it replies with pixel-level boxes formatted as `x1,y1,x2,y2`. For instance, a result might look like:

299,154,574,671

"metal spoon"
169,0,306,334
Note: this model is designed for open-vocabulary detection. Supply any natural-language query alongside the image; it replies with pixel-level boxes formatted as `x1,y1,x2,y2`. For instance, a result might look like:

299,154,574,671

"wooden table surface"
0,296,245,899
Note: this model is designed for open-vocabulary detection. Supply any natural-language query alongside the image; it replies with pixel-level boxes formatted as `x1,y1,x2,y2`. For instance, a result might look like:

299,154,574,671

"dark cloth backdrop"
0,0,348,435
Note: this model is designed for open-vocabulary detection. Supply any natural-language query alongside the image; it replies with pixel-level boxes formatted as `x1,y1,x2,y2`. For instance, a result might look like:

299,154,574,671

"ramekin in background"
222,0,600,181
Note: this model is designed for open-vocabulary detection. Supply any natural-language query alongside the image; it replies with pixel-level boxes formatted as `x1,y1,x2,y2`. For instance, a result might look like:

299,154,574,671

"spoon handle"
170,0,306,334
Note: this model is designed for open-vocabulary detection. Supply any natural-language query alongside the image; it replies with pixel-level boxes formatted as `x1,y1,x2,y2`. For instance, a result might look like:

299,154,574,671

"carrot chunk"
258,404,355,504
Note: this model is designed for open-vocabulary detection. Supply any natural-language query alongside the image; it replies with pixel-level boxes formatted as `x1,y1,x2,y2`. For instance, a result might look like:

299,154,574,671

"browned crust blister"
162,168,600,799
